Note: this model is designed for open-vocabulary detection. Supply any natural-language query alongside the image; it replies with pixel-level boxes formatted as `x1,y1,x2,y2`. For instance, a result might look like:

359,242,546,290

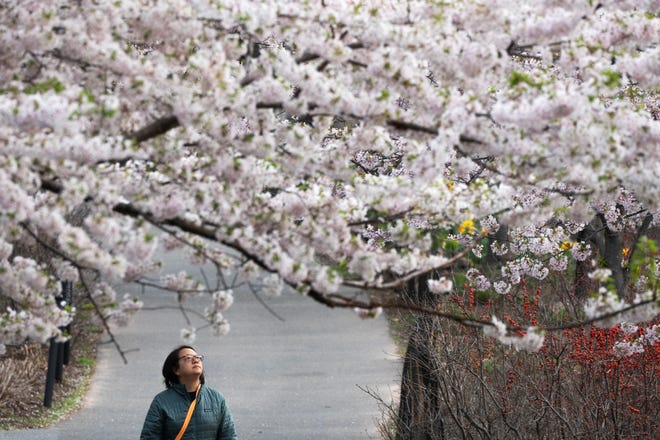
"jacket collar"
170,382,202,396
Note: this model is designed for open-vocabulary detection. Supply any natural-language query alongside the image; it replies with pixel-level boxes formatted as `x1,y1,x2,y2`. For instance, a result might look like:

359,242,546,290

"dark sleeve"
140,396,164,440
217,395,237,440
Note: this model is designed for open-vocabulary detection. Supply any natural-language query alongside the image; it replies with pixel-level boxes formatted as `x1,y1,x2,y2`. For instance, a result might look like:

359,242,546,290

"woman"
140,345,237,440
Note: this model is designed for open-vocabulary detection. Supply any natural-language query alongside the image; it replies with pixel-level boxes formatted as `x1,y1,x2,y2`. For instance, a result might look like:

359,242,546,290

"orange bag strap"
174,384,200,440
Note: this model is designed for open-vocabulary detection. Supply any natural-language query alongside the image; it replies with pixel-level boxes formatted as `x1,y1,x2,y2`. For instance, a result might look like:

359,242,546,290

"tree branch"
79,273,129,364
40,115,182,193
127,115,180,144
387,119,437,135
343,243,476,290
308,288,659,335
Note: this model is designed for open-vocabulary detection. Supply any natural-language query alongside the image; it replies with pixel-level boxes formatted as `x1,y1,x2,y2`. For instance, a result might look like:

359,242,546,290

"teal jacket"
140,384,237,440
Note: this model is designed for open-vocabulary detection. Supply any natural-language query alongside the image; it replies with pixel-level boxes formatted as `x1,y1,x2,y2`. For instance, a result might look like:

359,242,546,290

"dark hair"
162,345,206,388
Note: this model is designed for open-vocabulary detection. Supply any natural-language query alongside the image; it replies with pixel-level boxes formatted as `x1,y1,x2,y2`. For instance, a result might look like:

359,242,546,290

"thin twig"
248,283,286,322
79,275,129,364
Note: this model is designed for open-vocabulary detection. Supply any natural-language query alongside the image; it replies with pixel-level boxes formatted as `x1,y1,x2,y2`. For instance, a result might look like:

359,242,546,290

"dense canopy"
0,0,658,355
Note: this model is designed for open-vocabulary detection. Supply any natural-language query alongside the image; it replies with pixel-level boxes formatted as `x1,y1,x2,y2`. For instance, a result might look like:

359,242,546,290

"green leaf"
24,78,65,94
377,89,390,101
508,71,543,89
602,69,622,89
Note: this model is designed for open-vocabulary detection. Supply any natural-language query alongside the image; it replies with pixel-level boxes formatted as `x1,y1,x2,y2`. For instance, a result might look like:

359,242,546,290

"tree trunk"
396,275,445,440
601,218,625,295
575,212,654,299
574,218,601,298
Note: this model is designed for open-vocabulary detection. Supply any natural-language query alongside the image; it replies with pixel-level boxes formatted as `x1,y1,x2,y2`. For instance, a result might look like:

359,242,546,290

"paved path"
1,252,401,439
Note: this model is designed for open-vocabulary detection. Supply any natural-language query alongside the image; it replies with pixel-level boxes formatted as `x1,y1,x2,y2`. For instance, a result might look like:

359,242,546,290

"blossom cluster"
613,324,660,358
483,316,545,352
584,288,660,328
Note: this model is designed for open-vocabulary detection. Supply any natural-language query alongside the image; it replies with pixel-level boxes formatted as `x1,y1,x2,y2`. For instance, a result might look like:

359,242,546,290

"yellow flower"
458,219,475,234
622,247,630,258
560,241,574,250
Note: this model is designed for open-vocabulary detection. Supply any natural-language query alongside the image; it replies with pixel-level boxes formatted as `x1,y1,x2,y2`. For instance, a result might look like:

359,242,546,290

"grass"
385,309,413,356
76,356,96,367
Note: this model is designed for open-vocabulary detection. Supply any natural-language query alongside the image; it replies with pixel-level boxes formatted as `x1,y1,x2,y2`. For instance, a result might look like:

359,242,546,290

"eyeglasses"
178,354,204,363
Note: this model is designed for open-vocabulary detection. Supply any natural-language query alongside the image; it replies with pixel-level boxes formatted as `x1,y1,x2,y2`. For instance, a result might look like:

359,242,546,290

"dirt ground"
0,314,101,430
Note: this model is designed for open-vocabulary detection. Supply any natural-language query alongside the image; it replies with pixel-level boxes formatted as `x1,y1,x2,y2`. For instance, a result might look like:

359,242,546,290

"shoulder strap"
174,384,201,440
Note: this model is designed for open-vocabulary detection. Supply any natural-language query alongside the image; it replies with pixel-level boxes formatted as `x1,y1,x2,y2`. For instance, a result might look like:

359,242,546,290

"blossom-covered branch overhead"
0,0,658,353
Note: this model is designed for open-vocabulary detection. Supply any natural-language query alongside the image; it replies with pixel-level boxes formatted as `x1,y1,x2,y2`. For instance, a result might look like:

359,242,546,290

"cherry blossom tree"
0,0,658,372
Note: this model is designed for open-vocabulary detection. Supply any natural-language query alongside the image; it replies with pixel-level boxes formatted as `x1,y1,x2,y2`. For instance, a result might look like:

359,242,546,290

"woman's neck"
179,377,200,392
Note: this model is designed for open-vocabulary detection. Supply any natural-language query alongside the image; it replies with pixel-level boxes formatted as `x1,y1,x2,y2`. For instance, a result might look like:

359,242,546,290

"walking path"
1,252,401,439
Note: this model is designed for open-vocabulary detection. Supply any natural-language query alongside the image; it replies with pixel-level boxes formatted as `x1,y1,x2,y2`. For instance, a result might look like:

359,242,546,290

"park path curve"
1,251,401,440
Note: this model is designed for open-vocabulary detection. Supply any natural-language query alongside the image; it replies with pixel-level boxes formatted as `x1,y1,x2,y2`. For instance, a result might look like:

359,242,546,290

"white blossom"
588,268,613,282
181,327,197,344
53,260,79,283
262,273,285,297
640,325,660,345
493,281,512,295
354,307,383,320
619,322,638,335
212,290,234,311
571,243,592,262
212,318,231,337
428,277,453,294
584,288,627,327
483,316,545,352
613,341,644,358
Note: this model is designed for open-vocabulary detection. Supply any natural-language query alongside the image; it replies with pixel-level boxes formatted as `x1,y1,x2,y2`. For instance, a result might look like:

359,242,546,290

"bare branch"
308,285,659,335
78,275,129,364
247,283,286,322
347,208,414,227
127,115,180,144
387,119,437,135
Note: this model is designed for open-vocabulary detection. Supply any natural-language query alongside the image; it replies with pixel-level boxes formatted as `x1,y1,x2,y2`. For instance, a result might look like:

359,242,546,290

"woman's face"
174,347,204,379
